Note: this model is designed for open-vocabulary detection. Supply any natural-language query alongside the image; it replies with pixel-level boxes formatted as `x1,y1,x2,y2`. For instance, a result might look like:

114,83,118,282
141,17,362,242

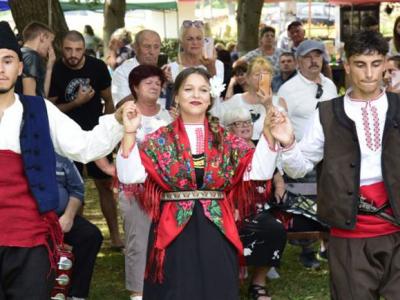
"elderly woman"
118,64,172,300
221,57,287,142
168,20,224,82
223,107,287,300
117,67,278,300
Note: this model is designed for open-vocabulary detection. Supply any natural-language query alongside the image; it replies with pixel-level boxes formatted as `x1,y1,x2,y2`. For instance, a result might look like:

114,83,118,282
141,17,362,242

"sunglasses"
182,20,204,29
316,83,324,99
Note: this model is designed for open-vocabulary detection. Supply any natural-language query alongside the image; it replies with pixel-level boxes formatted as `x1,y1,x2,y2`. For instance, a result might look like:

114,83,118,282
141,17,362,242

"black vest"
317,92,400,230
19,94,59,213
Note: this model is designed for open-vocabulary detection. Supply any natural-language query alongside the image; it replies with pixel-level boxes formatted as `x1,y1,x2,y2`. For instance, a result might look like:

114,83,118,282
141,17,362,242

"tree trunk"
8,0,68,50
236,0,264,55
103,0,126,56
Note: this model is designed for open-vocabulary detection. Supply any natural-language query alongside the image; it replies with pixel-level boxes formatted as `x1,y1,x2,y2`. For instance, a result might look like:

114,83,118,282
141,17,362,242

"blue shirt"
55,154,84,215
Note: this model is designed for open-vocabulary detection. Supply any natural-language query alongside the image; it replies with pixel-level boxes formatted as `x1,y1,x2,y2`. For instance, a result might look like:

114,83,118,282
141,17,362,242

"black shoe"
299,251,320,269
248,284,269,300
318,250,328,260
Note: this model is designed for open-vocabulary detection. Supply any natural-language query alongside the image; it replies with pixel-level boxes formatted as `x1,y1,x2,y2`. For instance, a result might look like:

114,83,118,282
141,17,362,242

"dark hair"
63,30,85,45
22,21,53,42
260,25,275,38
128,64,166,100
393,16,400,54
232,62,248,76
84,25,94,36
173,67,222,147
361,15,379,29
279,51,295,60
344,30,388,60
217,49,232,65
288,21,302,31
388,55,400,70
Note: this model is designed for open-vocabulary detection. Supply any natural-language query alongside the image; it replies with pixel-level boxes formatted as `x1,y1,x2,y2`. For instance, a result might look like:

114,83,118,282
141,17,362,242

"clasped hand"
265,106,295,147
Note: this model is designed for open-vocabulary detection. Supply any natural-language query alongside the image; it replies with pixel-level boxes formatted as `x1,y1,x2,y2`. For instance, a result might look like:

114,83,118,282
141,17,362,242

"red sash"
0,150,62,268
331,181,400,238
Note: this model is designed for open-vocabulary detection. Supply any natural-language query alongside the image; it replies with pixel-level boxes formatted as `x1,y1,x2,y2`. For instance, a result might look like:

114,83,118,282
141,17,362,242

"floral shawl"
136,117,266,281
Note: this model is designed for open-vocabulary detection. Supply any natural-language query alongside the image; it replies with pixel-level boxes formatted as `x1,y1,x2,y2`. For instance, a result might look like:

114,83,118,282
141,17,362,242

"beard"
64,55,84,68
0,82,16,94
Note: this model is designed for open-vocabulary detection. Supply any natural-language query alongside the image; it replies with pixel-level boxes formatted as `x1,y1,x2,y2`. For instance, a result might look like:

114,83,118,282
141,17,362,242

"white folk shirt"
277,72,338,141
116,125,278,184
281,89,388,186
0,94,123,163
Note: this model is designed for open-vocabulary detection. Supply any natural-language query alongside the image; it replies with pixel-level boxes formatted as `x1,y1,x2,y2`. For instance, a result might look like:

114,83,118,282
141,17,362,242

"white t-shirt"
169,59,225,82
136,108,172,142
278,72,338,141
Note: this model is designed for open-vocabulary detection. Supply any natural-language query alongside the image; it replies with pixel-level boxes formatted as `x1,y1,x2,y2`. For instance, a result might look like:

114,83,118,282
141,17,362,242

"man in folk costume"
0,21,131,299
269,30,400,299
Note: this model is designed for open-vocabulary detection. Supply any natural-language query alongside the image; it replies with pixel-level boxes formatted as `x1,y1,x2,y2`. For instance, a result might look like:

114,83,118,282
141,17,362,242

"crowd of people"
0,12,400,300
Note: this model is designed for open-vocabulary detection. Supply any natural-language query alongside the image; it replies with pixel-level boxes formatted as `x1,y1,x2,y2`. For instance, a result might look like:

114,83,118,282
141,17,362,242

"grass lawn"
83,179,330,300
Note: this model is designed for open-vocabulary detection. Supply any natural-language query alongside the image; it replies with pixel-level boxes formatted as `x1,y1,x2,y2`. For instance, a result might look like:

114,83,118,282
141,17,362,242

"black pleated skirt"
143,201,240,300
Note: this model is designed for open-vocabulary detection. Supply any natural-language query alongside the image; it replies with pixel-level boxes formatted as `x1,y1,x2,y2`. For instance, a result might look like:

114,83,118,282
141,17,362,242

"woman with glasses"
221,57,287,143
117,67,278,300
168,20,224,83
224,107,286,300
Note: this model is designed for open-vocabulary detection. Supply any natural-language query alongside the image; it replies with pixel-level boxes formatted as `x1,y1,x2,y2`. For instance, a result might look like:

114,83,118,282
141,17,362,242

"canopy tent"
0,0,177,12
329,0,398,4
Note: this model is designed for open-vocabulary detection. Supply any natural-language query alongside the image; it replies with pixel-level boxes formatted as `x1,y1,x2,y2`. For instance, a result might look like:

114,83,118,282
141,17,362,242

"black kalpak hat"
0,21,22,60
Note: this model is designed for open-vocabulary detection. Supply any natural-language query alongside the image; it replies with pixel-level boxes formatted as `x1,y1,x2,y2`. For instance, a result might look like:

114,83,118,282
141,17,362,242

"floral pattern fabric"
137,117,256,259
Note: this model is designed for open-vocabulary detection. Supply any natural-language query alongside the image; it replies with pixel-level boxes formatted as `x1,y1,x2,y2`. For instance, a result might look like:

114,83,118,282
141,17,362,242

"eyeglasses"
316,83,324,99
182,20,204,29
230,120,253,128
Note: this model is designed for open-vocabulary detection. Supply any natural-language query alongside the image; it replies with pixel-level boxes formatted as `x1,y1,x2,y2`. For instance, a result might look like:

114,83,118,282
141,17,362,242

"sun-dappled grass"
83,179,330,300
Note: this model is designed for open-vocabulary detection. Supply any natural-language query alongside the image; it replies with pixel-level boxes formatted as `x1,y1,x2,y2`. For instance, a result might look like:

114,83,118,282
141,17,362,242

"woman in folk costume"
116,67,278,300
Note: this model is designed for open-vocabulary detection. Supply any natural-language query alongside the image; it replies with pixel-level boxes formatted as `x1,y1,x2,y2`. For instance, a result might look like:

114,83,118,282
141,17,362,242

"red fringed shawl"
135,117,270,282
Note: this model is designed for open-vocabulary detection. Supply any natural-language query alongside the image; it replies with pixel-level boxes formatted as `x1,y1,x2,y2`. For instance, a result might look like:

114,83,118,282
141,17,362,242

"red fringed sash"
129,117,270,282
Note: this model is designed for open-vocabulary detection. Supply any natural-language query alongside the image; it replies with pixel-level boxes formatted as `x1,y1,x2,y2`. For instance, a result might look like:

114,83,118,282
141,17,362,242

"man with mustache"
277,40,337,269
49,30,124,250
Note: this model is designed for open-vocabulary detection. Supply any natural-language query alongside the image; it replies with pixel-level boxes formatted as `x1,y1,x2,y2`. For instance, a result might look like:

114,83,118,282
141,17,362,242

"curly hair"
344,30,388,60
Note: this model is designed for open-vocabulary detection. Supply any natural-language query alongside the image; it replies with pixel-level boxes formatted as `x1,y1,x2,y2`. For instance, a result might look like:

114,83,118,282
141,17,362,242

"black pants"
64,215,103,298
329,233,400,300
0,245,54,300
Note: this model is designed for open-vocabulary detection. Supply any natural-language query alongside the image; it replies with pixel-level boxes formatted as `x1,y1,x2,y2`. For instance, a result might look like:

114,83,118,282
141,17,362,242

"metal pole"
163,10,166,40
48,0,52,27
308,0,312,38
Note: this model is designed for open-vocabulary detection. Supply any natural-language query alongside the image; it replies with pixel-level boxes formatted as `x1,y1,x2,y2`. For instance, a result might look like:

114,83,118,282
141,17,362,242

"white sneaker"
266,267,280,280
130,296,143,300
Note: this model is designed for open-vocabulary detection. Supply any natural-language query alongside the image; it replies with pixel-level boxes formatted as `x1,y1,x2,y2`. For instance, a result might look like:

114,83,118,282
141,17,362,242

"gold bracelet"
125,130,137,134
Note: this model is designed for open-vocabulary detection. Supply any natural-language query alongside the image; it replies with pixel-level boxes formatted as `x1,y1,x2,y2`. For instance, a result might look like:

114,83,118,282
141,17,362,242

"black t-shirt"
21,47,45,96
49,55,111,130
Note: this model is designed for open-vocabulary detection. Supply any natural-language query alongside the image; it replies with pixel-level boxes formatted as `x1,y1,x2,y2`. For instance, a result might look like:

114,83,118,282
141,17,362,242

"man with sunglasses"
277,40,337,269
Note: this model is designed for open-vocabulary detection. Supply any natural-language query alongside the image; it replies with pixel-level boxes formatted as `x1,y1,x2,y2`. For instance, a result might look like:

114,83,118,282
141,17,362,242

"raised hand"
122,101,142,133
256,88,273,109
267,108,295,147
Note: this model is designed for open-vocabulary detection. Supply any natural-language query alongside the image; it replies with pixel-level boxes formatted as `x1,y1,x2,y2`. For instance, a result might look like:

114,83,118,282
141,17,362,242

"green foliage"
160,38,179,62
